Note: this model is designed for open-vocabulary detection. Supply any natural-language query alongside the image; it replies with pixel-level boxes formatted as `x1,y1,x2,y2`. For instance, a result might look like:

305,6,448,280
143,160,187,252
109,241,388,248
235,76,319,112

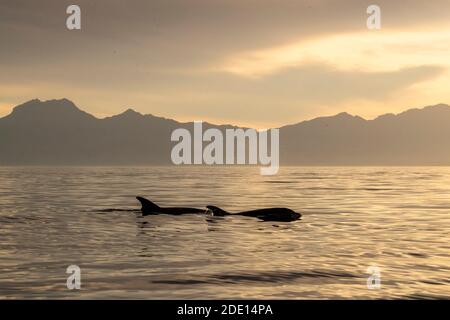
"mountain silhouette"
0,99,237,165
1,99,450,165
280,103,450,165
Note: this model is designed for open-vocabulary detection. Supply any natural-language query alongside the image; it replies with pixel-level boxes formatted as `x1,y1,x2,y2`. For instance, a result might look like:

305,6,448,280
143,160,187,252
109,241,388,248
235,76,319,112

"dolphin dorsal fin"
136,196,160,212
206,205,229,216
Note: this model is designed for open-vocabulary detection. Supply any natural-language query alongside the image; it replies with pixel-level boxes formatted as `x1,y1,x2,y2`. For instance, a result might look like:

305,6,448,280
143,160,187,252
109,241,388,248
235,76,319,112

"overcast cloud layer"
1,0,450,127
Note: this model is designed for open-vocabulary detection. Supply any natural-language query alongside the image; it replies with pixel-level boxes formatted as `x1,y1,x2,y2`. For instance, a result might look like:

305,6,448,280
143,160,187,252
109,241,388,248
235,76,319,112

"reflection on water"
0,166,449,299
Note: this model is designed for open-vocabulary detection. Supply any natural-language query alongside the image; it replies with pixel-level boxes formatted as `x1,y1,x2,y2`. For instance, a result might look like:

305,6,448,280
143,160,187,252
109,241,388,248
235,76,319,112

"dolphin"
206,205,301,222
136,196,205,215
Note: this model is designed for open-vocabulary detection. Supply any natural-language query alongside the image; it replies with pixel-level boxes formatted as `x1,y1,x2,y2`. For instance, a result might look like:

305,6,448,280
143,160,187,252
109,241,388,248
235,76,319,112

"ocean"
0,166,449,299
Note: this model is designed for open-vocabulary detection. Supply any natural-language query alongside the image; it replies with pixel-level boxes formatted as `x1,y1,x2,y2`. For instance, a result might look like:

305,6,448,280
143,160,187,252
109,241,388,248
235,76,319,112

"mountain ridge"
4,98,450,127
1,99,450,165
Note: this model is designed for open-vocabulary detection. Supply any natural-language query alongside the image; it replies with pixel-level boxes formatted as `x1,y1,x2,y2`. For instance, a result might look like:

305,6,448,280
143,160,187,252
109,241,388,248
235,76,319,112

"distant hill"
0,99,237,165
1,99,450,165
280,104,450,165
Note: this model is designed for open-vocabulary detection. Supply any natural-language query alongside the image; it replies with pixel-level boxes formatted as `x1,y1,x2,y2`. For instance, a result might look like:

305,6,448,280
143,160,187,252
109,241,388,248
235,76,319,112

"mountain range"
1,99,450,165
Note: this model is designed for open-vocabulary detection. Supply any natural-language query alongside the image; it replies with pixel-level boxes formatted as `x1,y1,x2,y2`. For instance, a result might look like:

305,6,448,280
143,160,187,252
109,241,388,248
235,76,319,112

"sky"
1,0,450,128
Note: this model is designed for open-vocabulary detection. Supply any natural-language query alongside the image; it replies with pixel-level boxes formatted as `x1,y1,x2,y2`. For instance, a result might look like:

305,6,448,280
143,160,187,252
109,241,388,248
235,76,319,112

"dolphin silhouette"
206,205,301,222
136,196,205,215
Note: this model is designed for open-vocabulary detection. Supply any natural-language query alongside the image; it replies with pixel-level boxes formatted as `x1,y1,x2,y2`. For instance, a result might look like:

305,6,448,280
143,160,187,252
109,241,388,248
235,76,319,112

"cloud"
0,59,444,127
89,63,442,127
219,29,450,76
1,0,450,126
2,1,450,70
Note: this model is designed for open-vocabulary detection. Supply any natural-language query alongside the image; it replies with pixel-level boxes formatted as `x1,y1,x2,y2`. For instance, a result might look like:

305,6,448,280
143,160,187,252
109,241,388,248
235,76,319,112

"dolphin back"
206,205,229,216
136,196,160,214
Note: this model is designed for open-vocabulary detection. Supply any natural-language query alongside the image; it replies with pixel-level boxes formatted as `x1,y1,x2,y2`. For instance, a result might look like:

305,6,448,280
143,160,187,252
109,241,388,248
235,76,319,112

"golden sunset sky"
1,0,450,128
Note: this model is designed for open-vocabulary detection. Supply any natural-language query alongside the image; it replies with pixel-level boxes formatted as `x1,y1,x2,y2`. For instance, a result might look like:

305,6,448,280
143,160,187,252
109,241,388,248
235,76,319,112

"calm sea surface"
0,166,449,299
